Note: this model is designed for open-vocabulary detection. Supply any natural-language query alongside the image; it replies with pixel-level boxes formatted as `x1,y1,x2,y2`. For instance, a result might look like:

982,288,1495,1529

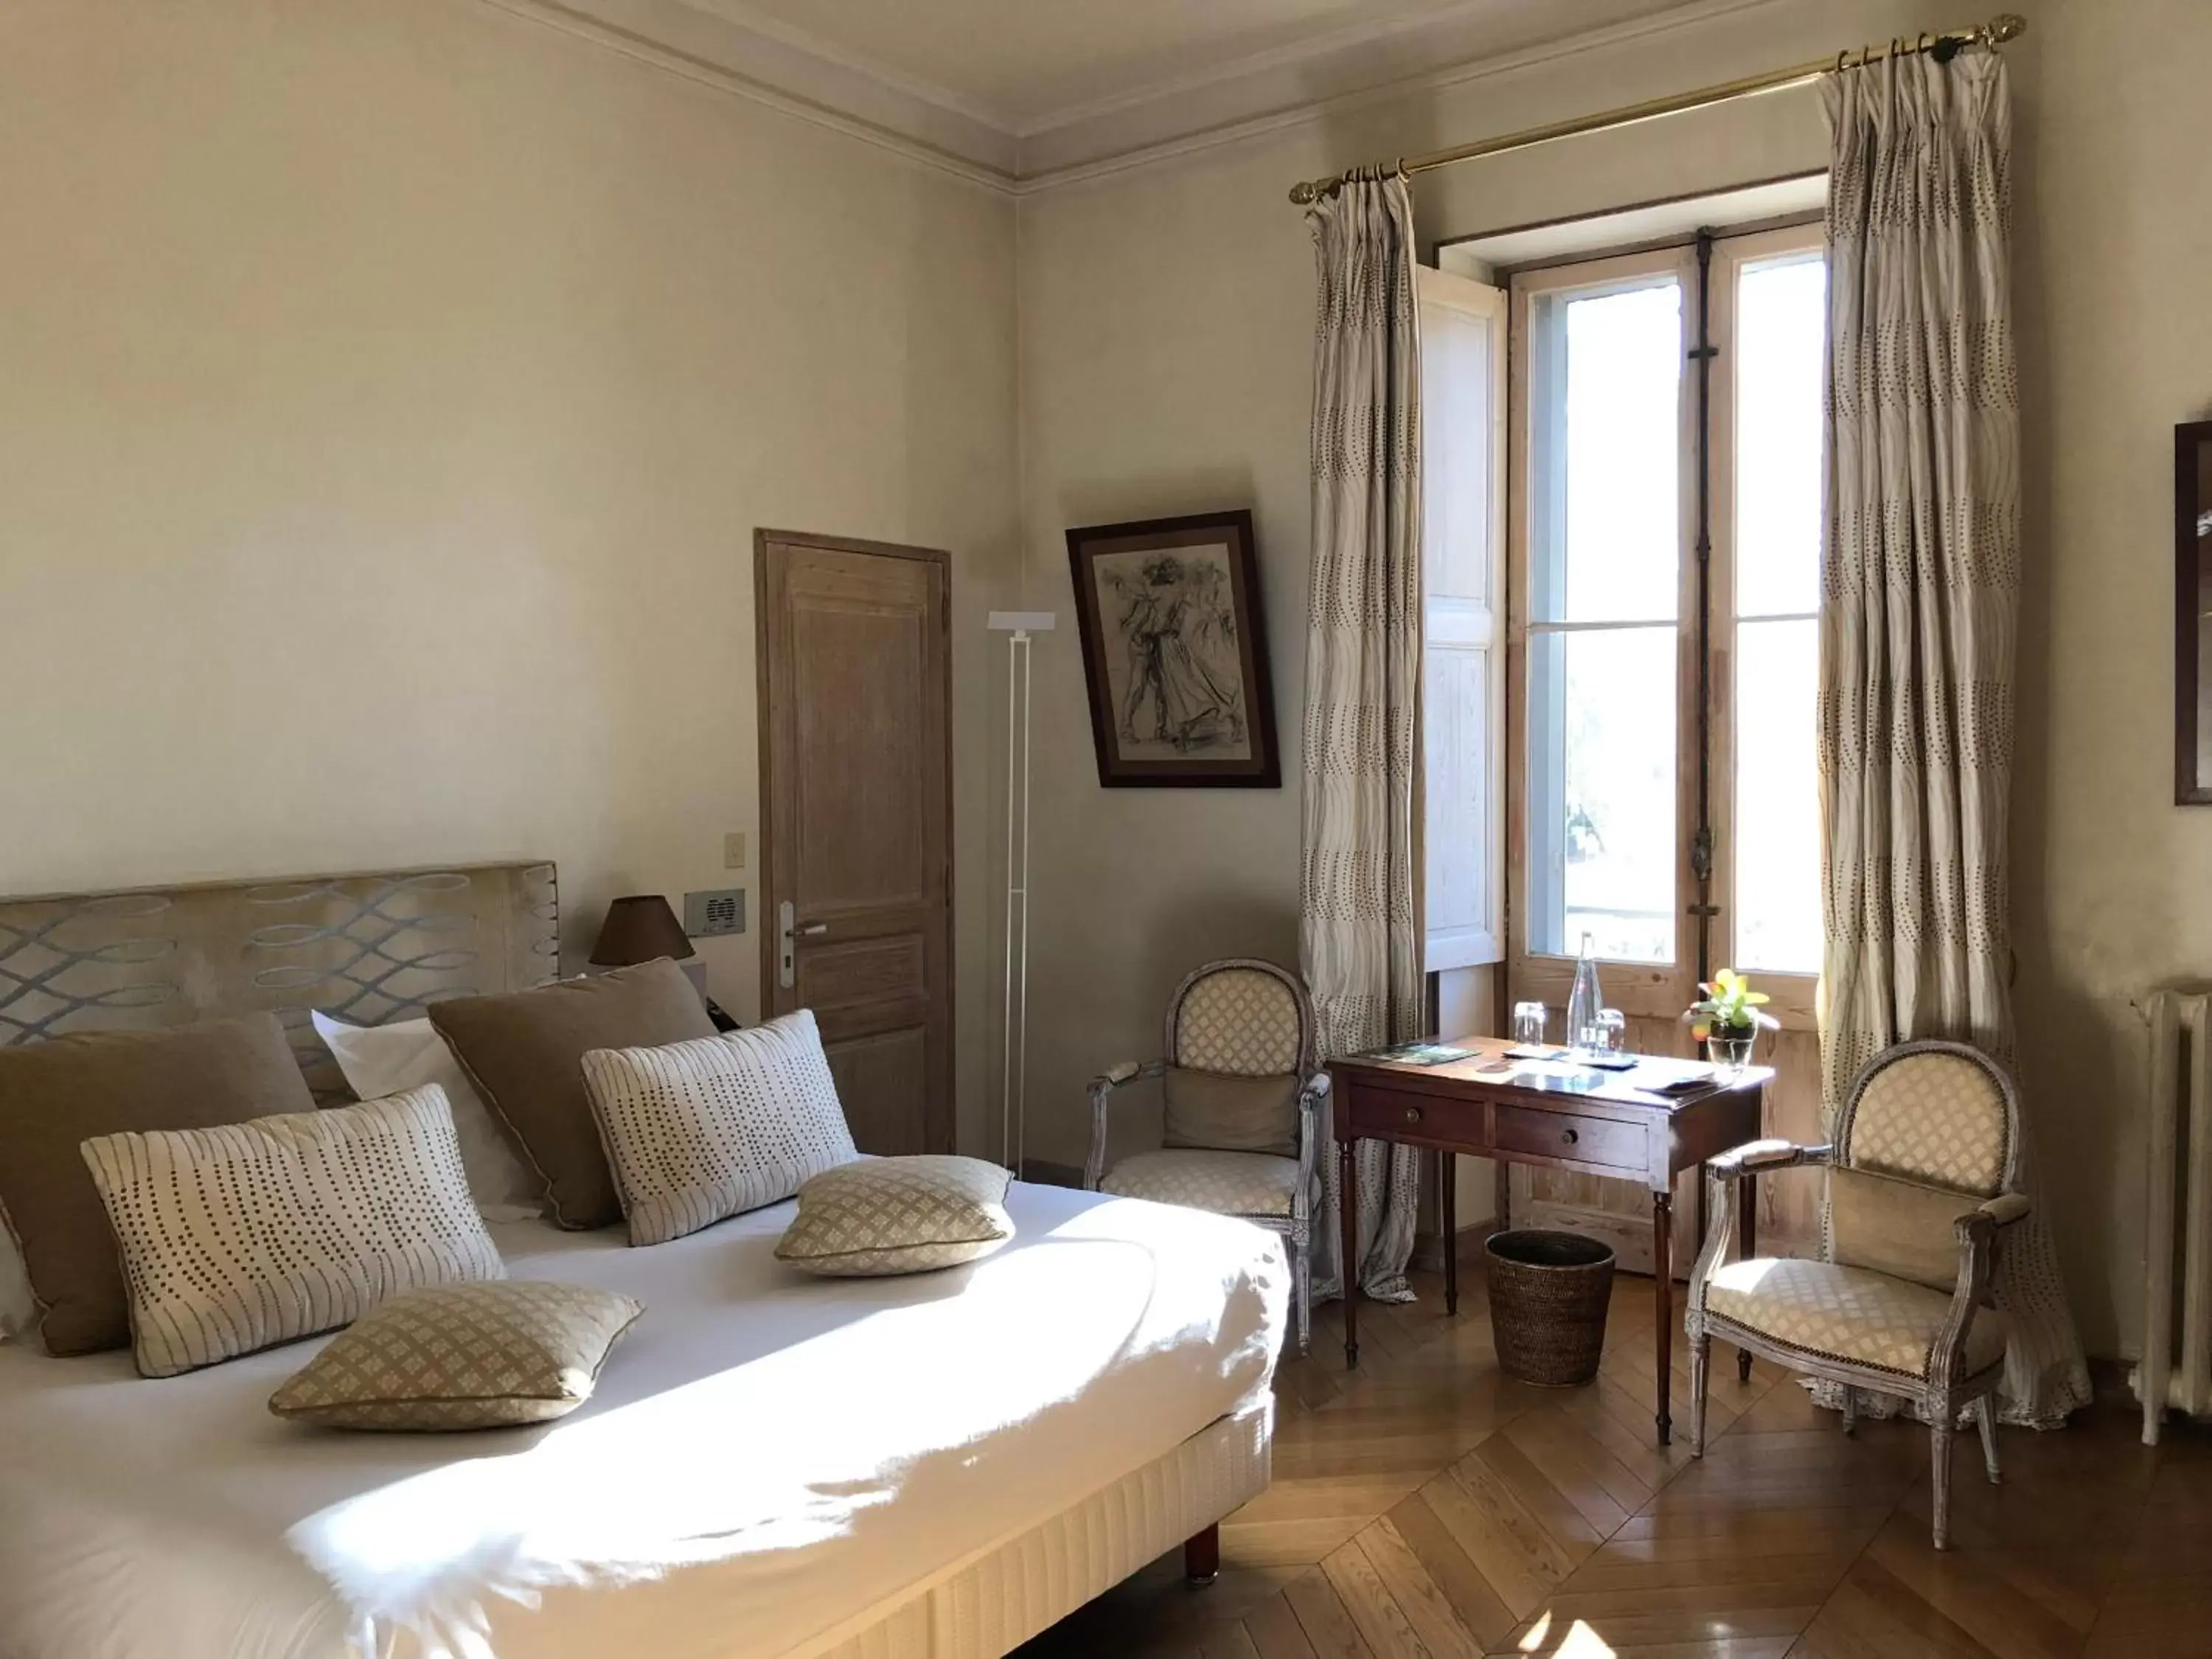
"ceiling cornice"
479,0,1791,199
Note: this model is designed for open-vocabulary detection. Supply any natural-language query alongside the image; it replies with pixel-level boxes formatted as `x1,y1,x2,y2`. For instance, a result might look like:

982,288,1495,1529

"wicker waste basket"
1484,1228,1615,1386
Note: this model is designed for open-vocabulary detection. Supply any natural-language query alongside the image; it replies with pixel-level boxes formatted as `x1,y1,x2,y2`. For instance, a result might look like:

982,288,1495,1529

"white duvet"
0,1180,1285,1659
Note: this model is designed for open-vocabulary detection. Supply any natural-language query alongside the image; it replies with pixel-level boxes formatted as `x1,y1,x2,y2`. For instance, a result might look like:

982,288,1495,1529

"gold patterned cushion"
1705,1256,2009,1380
1100,1148,1301,1218
270,1281,641,1430
1175,969,1302,1076
774,1156,1012,1277
1847,1053,2007,1196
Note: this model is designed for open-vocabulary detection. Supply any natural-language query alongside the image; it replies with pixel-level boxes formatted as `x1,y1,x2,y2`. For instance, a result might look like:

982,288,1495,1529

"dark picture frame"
1066,509,1280,788
2177,420,2212,804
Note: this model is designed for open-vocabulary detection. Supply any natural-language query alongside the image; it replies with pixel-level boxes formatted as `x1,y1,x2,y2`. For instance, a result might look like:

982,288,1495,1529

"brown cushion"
0,1014,315,1356
428,959,714,1229
1828,1164,1976,1293
1161,1065,1300,1157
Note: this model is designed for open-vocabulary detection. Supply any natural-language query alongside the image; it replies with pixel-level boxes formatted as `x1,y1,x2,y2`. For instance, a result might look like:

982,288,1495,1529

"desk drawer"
1349,1088,1484,1145
1493,1103,1646,1173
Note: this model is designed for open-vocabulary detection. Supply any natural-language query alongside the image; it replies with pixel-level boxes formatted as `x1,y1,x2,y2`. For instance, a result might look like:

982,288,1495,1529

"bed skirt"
804,1396,1274,1659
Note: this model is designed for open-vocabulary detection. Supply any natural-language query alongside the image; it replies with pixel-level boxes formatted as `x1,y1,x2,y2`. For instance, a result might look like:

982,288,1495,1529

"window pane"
1528,627,1676,962
1736,256,1826,618
1734,617,1821,973
1531,280,1681,625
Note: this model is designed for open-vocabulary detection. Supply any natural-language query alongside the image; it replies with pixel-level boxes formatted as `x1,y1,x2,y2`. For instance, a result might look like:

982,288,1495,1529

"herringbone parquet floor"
1016,1264,2212,1659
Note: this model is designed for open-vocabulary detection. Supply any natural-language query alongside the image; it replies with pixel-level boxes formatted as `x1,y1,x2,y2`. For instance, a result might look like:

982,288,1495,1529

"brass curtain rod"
1287,12,2027,205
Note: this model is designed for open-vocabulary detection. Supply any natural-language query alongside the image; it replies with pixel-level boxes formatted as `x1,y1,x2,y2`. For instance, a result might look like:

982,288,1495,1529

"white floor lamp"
988,609,1054,1177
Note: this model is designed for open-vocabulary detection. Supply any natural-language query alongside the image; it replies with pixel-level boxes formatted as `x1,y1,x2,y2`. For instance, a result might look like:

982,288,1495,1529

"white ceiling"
692,0,1497,129
534,0,1701,184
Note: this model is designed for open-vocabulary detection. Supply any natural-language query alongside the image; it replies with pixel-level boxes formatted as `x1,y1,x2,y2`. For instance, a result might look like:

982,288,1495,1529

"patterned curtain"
1817,52,2090,1427
1301,170,1425,1304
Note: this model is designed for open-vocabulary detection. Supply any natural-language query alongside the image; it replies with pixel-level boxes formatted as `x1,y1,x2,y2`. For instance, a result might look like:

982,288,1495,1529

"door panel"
758,532,953,1156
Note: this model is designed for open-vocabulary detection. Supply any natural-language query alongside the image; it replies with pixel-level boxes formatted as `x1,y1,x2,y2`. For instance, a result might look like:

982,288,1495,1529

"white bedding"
0,1180,1285,1659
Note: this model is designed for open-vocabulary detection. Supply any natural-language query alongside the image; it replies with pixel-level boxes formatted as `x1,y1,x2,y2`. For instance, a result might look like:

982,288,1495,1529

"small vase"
1706,1029,1756,1077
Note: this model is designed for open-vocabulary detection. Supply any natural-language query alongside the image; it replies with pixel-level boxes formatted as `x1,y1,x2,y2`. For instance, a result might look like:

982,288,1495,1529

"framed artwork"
1066,509,1280,788
2178,420,2212,803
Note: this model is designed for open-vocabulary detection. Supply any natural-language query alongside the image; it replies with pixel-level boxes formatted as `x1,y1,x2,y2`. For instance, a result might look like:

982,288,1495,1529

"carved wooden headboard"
0,863,559,1099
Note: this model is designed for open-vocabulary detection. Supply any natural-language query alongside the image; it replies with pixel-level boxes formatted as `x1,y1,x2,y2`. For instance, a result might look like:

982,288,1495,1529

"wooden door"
757,530,953,1155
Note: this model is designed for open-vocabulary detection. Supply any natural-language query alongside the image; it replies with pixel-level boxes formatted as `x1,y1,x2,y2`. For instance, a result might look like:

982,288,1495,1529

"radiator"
2137,990,2212,1444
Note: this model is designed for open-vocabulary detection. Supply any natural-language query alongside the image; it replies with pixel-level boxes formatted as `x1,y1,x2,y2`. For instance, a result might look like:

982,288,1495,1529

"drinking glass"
1596,1009,1627,1056
1512,1001,1548,1047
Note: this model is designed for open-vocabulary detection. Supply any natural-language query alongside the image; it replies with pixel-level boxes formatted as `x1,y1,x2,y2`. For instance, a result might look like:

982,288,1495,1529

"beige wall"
0,0,1018,1151
1017,0,2212,1355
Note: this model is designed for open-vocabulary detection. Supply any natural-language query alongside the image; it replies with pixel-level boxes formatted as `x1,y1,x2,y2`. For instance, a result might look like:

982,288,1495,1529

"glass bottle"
1566,931,1604,1055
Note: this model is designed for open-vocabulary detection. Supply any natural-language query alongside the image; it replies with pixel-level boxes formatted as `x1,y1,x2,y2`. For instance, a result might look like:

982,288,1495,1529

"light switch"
723,832,745,871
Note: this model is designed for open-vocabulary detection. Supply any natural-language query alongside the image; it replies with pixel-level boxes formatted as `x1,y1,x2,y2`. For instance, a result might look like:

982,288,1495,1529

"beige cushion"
1163,1066,1300,1157
1829,1165,1976,1292
581,1011,858,1247
1101,1148,1300,1218
1174,968,1302,1074
0,1013,316,1357
428,959,716,1229
1704,1256,2009,1380
80,1086,505,1378
270,1281,640,1430
1847,1052,2008,1196
775,1155,1012,1277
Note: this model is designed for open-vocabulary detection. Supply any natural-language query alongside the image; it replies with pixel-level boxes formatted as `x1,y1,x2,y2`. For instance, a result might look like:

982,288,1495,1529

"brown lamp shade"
590,895,695,967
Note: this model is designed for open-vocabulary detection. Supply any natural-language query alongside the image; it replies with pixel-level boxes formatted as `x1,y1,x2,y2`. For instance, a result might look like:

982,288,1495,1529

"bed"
0,866,1286,1658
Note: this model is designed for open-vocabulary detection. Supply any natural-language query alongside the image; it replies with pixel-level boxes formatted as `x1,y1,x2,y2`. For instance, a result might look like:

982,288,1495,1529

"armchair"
1686,1040,2029,1549
1085,959,1326,1354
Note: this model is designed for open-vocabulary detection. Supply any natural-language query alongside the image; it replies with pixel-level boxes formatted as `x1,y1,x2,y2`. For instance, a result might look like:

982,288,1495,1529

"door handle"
776,902,831,990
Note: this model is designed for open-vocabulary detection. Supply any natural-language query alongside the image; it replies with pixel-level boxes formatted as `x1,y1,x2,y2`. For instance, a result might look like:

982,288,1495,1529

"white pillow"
80,1085,507,1378
313,1011,543,1220
580,1009,858,1247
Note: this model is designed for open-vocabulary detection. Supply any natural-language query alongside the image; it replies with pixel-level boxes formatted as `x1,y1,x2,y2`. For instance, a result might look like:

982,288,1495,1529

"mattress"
0,1180,1287,1659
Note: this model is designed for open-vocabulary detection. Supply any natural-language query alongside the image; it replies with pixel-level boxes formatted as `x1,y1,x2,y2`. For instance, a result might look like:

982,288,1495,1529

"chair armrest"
1083,1060,1166,1191
1708,1138,1831,1177
1978,1192,2031,1228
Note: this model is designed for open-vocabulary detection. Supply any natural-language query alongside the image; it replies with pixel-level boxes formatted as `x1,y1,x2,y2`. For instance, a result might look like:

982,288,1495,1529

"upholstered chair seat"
1686,1040,2031,1551
1086,959,1325,1354
1099,1149,1304,1219
1703,1257,2012,1380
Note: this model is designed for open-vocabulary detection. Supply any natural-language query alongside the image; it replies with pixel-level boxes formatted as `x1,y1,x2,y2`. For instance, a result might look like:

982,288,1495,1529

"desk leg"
1653,1189,1673,1447
1737,1172,1759,1382
1340,1138,1360,1371
1441,1152,1459,1318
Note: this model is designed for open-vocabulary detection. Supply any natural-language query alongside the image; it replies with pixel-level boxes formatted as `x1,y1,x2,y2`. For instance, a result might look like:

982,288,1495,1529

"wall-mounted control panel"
684,888,746,937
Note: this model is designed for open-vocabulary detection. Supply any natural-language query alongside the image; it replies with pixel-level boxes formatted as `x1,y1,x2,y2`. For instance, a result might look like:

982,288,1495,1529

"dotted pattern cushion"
1705,1256,2009,1380
80,1086,505,1380
1175,970,1302,1076
581,1011,858,1248
775,1155,1013,1277
269,1280,641,1430
1848,1054,2008,1196
1101,1148,1300,1219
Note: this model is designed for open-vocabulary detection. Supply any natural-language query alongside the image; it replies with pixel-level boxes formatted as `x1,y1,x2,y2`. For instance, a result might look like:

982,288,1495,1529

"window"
1505,225,1827,1019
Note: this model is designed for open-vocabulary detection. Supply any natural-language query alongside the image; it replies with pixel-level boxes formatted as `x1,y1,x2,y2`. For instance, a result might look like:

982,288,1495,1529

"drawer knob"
1403,1107,1422,1124
1561,1127,1579,1146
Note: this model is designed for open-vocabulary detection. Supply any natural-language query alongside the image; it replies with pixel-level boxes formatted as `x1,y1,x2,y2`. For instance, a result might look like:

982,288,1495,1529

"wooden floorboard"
1015,1265,2212,1659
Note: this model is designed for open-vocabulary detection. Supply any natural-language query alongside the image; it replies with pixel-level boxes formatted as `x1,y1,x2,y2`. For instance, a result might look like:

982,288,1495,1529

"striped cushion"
80,1086,504,1378
580,1010,858,1247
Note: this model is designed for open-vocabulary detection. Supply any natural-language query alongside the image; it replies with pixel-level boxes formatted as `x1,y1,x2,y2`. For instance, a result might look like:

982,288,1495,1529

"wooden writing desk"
1329,1037,1771,1445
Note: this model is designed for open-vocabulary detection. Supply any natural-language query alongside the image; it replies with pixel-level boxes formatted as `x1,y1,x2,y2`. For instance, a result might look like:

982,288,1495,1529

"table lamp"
589,894,736,1029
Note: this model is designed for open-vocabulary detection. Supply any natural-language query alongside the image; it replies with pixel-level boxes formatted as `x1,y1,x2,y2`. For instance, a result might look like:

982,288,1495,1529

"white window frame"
1419,264,1509,971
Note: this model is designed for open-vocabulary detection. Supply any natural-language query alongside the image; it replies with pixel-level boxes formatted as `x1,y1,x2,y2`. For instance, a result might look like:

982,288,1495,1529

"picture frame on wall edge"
1065,509,1281,789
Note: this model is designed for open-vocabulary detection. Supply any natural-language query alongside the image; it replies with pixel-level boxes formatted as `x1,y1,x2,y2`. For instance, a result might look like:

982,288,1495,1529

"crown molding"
479,0,1792,199
476,0,1020,189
